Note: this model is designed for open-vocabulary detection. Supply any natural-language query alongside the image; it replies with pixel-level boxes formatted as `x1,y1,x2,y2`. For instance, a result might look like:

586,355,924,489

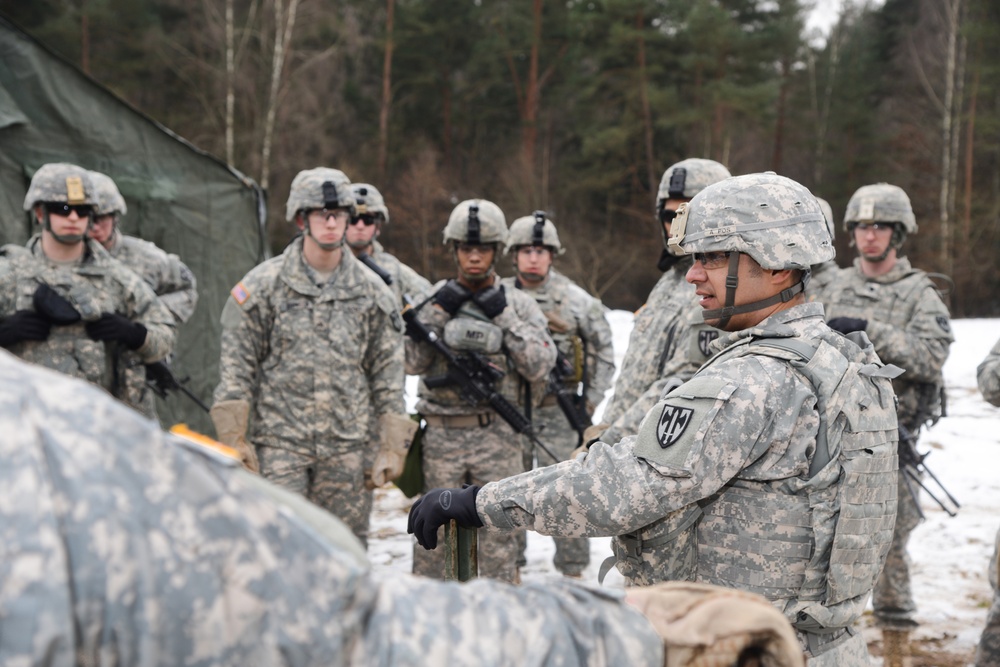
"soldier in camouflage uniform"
347,182,432,304
0,349,808,667
595,158,731,446
803,197,838,301
87,170,199,419
500,211,615,577
410,173,901,666
212,167,408,547
0,163,176,404
814,183,954,664
975,337,1000,667
405,199,556,583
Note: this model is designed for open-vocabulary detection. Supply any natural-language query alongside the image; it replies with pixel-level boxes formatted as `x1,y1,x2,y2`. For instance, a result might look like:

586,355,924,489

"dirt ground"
867,635,975,667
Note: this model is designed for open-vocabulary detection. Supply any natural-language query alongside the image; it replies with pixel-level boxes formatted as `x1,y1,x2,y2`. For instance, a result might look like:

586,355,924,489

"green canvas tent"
0,12,267,432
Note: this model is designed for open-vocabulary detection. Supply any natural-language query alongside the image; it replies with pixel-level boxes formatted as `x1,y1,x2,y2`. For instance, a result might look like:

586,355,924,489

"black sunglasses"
350,214,378,226
659,208,679,224
46,203,93,217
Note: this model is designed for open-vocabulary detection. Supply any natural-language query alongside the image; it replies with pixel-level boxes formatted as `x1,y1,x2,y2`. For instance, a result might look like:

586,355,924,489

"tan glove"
571,422,610,460
210,399,260,474
370,413,419,488
625,582,804,667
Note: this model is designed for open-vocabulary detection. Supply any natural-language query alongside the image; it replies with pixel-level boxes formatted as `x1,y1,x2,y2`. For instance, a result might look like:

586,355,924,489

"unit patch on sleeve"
633,374,735,470
656,405,694,449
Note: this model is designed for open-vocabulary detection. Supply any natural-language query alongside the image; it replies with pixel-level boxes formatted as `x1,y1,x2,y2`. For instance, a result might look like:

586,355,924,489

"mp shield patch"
698,329,719,357
657,404,694,449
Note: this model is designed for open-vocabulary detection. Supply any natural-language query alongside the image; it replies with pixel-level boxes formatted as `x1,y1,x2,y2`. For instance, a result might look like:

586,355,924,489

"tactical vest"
514,275,586,384
417,302,526,411
613,329,900,631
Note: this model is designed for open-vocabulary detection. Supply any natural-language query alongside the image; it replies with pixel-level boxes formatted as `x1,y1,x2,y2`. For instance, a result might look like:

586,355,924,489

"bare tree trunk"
771,56,790,172
813,20,842,186
636,10,656,192
260,0,300,192
225,0,235,166
963,58,979,246
522,0,543,174
80,0,90,75
938,0,961,276
378,0,395,181
949,10,966,226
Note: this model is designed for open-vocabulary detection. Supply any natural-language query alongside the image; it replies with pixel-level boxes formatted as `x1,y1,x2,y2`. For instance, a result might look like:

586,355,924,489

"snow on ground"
372,314,1000,655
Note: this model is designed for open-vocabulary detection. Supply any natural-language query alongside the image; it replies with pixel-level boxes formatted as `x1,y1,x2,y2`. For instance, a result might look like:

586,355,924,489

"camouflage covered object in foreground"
0,348,664,667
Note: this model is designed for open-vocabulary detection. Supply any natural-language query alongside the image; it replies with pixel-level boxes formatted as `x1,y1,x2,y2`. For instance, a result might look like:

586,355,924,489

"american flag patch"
231,282,250,305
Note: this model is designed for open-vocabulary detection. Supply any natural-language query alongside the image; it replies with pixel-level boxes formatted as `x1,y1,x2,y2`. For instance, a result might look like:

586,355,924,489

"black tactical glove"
85,313,148,350
433,279,473,315
32,284,81,325
407,485,483,550
0,310,52,348
145,360,179,390
472,284,507,319
827,317,868,335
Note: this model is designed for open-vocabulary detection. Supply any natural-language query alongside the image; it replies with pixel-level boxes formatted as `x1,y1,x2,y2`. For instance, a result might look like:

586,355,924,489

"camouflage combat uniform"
475,302,898,665
103,227,199,417
406,283,556,582
600,286,718,445
0,349,665,667
975,337,1000,667
501,268,615,576
0,235,175,399
214,235,404,546
818,255,954,629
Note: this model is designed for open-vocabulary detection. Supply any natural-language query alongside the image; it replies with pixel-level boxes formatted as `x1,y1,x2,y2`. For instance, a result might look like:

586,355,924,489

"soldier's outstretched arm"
155,253,199,325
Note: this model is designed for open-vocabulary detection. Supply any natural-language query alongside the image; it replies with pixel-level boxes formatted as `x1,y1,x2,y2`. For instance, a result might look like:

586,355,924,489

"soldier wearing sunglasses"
592,158,731,448
0,162,175,405
346,183,432,306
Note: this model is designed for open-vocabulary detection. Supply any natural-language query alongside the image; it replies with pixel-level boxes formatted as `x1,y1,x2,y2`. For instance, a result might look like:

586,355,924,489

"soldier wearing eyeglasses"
592,158,731,447
211,167,409,549
410,174,901,666
814,183,954,666
345,183,432,306
0,162,175,403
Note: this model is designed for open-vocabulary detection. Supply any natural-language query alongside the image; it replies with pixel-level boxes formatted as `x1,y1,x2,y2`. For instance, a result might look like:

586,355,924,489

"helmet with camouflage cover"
656,158,732,211
668,172,833,329
844,183,916,233
351,183,389,224
284,167,356,222
815,196,835,242
656,158,731,256
505,211,564,255
89,171,128,217
23,163,97,210
442,199,507,245
844,183,915,258
23,163,98,245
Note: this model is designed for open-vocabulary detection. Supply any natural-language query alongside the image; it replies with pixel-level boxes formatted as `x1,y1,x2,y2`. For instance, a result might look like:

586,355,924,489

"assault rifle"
145,360,211,413
402,297,560,464
547,351,591,447
897,424,959,518
358,252,393,286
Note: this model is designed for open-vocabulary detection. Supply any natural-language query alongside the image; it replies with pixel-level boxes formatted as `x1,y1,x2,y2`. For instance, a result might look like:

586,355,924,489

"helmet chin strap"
452,242,497,285
42,210,90,246
699,253,805,329
304,216,344,251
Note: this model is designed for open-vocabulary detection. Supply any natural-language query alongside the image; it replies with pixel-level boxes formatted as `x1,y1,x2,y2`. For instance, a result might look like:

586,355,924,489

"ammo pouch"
443,318,503,354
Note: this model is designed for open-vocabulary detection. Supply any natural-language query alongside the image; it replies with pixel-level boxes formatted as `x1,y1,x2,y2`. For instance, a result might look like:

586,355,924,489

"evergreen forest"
3,0,999,316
